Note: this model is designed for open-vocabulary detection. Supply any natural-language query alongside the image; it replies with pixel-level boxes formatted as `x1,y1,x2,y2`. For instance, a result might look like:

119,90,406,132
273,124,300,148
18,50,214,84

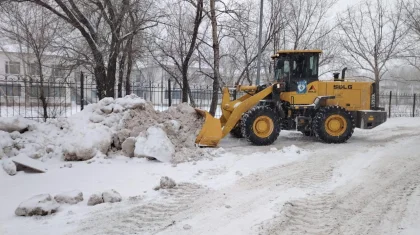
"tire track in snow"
74,183,208,235
260,140,420,235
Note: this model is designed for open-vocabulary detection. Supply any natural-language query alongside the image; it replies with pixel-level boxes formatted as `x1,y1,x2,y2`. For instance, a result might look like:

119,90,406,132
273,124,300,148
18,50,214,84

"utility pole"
256,0,264,85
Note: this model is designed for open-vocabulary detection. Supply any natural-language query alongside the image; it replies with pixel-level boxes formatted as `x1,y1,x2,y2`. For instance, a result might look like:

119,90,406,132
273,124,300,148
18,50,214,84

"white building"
0,48,78,107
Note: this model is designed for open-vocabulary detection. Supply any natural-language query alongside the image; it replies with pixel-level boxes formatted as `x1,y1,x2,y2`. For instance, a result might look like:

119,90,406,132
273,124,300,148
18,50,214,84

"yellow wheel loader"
195,50,387,147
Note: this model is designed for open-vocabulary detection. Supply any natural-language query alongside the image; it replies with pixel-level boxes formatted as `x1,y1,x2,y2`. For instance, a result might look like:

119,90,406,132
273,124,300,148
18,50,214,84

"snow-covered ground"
1,101,420,234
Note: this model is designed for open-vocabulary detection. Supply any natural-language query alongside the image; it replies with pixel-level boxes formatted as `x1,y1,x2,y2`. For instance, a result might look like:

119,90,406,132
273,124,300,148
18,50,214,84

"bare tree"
148,0,204,106
403,0,420,73
0,2,67,121
208,0,220,115
9,0,157,99
284,0,338,50
197,0,289,88
337,0,409,107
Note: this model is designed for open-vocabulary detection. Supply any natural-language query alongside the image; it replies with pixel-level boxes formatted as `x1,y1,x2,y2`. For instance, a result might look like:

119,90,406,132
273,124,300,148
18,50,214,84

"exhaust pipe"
341,67,347,79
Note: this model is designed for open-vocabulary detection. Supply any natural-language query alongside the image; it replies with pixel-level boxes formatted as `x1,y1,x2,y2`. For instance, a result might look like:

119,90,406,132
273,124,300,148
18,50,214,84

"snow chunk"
54,190,83,205
63,126,112,161
12,154,47,173
134,126,175,162
98,97,114,107
89,113,105,123
121,137,136,157
112,104,124,113
160,176,176,189
15,194,59,216
100,104,114,114
0,116,32,133
2,159,17,176
0,131,13,159
87,193,104,206
102,189,122,203
115,94,146,109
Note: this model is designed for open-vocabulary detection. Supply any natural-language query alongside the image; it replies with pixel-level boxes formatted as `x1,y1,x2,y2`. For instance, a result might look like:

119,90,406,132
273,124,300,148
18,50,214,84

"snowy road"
1,118,420,235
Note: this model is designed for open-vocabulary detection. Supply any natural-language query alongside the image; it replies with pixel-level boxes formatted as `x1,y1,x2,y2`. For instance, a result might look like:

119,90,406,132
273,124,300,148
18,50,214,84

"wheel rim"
325,114,347,136
253,116,274,138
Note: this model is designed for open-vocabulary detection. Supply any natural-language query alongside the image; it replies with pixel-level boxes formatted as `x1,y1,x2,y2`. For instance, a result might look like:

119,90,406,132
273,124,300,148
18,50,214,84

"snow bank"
15,194,59,216
0,94,208,164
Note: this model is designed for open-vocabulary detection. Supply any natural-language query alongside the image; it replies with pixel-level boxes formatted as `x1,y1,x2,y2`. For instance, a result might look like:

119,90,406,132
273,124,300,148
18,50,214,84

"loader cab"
272,50,321,92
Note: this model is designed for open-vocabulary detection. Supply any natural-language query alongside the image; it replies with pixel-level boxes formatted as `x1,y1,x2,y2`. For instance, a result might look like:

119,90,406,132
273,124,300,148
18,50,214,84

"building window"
30,85,66,97
0,83,22,96
28,63,40,76
52,65,65,77
5,61,21,75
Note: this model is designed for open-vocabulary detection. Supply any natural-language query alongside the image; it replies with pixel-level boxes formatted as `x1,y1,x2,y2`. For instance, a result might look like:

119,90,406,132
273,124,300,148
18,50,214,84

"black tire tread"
313,106,355,143
241,106,281,145
230,124,243,138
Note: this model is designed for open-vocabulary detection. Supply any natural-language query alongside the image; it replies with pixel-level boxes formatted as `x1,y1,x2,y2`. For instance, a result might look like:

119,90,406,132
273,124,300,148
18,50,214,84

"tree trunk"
37,62,48,121
106,52,118,99
118,51,127,98
375,76,380,109
181,0,203,105
209,0,220,116
94,64,107,100
181,70,189,103
125,36,133,96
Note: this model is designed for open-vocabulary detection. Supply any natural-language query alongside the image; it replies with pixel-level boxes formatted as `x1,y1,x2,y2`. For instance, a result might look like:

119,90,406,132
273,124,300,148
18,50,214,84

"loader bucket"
195,109,222,147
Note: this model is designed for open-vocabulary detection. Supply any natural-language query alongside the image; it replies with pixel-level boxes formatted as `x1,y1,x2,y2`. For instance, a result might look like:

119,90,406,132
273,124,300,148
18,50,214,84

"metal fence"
1,74,419,121
0,74,222,121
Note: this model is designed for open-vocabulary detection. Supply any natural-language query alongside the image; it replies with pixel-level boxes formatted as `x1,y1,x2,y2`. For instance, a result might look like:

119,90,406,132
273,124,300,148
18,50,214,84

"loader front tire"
313,106,355,143
241,106,281,145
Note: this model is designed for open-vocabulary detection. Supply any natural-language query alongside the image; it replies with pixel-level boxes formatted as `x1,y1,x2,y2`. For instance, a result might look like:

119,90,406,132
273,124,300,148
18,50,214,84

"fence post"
149,80,152,101
80,71,84,111
413,93,417,118
168,79,172,107
388,91,392,118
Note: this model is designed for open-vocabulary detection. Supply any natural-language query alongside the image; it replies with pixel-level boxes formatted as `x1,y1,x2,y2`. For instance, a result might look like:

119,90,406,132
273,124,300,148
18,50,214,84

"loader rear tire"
230,124,243,138
313,106,355,143
241,106,281,145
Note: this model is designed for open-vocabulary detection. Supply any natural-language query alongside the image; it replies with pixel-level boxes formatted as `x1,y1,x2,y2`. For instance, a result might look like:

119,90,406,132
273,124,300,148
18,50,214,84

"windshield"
274,57,290,81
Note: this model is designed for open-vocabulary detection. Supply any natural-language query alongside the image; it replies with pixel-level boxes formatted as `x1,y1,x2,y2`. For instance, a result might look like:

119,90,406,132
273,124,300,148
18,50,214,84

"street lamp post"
256,0,264,85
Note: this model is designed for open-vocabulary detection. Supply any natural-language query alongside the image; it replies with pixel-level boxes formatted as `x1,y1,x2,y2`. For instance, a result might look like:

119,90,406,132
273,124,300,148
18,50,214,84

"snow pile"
0,94,210,166
54,190,84,205
15,194,60,216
